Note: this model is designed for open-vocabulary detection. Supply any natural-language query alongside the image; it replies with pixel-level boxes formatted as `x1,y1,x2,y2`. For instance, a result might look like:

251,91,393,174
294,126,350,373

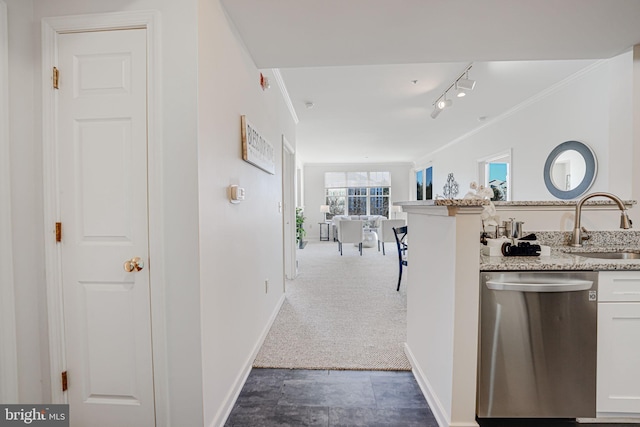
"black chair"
392,226,408,291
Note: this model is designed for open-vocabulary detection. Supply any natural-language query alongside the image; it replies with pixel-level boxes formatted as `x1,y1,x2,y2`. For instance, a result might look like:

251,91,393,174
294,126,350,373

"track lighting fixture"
437,97,452,110
455,71,476,98
430,64,475,119
431,94,453,118
455,82,467,98
457,76,476,91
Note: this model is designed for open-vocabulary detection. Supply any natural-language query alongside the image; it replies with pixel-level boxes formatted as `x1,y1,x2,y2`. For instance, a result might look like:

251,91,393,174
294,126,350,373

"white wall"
5,0,49,403
633,46,640,203
0,0,19,404
303,163,412,232
197,1,296,425
607,51,634,199
416,52,634,203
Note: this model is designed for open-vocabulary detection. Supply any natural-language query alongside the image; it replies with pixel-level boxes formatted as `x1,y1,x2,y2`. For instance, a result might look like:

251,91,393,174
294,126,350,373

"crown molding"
272,68,299,124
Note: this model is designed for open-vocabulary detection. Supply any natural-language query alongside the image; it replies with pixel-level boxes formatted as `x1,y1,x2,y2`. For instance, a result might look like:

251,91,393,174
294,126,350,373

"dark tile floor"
226,368,640,427
225,368,437,426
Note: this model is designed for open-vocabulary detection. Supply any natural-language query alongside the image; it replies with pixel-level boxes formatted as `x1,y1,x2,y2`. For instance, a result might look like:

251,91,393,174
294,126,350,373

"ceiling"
220,0,640,164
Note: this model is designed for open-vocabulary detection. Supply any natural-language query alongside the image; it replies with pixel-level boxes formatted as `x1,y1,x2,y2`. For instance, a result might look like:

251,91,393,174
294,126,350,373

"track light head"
455,81,467,97
431,96,452,119
456,77,476,91
437,98,452,110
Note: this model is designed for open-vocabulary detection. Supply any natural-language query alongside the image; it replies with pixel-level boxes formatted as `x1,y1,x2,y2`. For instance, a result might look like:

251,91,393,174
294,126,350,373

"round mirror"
544,141,597,199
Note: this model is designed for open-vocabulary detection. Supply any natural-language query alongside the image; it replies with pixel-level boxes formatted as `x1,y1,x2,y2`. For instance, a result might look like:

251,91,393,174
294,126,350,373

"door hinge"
61,371,68,392
53,67,59,89
55,222,62,242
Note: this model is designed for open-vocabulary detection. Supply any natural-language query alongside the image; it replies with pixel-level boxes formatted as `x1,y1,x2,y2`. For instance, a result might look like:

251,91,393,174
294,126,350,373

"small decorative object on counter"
443,173,459,199
503,218,525,241
464,182,499,242
503,219,513,238
500,241,542,257
486,236,510,247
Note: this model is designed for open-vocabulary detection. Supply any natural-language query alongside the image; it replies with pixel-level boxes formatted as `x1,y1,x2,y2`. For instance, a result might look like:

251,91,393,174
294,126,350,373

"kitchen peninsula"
396,199,640,427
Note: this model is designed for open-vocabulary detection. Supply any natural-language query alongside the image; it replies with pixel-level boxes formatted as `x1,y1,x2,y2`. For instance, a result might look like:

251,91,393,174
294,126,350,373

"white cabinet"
597,271,640,416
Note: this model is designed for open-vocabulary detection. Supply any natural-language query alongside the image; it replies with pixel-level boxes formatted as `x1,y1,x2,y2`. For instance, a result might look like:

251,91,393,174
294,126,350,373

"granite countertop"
493,200,637,207
479,230,640,271
396,199,637,208
395,199,488,207
480,247,640,271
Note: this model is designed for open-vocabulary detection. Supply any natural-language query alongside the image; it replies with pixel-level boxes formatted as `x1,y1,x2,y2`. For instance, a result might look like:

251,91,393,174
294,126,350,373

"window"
487,163,508,201
425,166,433,200
369,187,390,216
326,188,346,215
348,187,367,215
478,150,511,201
325,172,391,217
415,166,433,200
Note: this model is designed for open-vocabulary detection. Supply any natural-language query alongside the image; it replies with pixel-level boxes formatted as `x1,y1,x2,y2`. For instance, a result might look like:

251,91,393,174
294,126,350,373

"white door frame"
0,0,19,404
282,136,296,280
41,11,168,425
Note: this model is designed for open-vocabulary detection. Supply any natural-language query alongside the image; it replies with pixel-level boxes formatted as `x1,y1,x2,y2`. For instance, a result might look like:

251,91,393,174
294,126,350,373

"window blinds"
324,171,390,188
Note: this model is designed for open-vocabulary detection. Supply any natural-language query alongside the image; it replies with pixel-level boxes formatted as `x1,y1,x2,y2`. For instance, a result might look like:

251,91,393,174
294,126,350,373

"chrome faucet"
571,192,632,247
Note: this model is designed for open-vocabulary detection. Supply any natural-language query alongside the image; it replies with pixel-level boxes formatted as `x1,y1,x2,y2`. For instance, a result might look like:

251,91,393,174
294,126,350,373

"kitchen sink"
577,251,640,260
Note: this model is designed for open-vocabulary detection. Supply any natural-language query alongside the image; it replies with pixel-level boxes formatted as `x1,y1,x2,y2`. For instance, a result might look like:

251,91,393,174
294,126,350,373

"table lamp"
390,205,402,219
320,205,330,222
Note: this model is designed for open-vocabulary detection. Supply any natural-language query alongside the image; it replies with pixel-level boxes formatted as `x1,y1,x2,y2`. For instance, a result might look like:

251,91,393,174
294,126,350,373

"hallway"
253,239,409,371
224,235,431,426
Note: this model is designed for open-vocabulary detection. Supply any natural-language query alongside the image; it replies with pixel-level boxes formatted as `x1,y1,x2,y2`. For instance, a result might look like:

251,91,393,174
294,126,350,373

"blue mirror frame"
543,140,597,199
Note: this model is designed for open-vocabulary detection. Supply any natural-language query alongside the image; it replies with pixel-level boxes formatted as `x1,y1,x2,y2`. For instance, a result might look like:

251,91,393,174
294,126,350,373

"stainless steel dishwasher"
477,271,598,419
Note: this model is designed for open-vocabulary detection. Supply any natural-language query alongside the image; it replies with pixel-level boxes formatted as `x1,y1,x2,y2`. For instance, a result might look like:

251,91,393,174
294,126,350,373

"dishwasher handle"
486,279,593,292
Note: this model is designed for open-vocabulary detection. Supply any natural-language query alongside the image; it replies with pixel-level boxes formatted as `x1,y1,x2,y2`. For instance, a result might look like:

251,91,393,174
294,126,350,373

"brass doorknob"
123,256,144,272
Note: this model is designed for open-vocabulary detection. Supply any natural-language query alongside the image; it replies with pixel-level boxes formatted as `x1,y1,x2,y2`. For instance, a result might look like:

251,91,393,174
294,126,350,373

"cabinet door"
599,271,640,302
597,302,640,414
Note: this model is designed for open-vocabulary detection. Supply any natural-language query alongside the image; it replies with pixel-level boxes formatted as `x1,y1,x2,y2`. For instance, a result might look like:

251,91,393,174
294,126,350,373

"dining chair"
393,225,408,291
379,219,406,255
337,220,365,255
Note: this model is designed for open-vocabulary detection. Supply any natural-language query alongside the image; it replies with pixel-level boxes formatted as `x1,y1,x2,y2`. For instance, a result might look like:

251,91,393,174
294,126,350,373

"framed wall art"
241,115,275,174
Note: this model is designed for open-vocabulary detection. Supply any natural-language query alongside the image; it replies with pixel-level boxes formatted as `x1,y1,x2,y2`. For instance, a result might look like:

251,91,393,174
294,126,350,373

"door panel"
74,52,132,96
57,28,155,427
77,118,133,240
81,281,138,402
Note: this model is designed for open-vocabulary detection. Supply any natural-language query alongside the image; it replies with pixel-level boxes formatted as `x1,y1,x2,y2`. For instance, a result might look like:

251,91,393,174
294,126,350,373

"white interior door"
57,28,155,427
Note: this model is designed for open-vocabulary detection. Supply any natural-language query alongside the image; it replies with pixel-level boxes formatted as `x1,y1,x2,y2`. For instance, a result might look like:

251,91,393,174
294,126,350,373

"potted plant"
296,207,307,249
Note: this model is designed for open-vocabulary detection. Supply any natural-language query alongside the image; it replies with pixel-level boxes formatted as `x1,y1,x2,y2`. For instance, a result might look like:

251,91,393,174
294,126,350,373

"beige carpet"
253,238,411,371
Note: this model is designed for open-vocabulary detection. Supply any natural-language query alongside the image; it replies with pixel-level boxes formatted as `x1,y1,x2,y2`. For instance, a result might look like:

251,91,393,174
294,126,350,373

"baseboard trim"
212,293,286,427
404,343,479,427
578,416,640,423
